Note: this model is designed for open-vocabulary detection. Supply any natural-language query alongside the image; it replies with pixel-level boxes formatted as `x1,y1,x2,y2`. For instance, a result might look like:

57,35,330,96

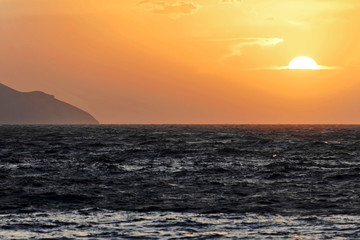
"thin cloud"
218,0,241,4
212,37,284,62
249,65,343,71
137,0,201,17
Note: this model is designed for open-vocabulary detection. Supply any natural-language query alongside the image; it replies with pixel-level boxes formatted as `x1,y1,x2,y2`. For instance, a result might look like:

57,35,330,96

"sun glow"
288,56,319,70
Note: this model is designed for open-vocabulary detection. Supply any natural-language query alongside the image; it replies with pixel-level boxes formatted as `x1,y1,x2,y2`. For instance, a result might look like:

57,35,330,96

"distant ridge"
0,83,99,124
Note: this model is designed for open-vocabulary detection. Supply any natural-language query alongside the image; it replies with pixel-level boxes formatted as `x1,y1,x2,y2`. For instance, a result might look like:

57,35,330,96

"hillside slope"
0,83,99,124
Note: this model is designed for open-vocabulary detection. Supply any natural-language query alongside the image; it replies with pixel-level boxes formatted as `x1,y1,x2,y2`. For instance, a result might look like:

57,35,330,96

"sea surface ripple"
1,125,360,239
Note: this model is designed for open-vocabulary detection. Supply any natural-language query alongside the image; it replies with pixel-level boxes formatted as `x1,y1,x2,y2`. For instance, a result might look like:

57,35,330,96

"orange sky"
1,0,360,123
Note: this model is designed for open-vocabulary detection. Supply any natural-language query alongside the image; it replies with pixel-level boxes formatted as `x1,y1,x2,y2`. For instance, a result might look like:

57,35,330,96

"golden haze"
1,0,360,123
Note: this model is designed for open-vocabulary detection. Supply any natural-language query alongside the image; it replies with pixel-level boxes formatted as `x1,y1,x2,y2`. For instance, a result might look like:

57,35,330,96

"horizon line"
3,123,360,126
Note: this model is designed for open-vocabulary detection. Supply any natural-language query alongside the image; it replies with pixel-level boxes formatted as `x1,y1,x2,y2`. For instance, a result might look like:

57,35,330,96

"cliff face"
0,83,99,124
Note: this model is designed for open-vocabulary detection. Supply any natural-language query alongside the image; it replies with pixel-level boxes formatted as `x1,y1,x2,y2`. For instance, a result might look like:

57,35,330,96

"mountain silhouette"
0,83,99,124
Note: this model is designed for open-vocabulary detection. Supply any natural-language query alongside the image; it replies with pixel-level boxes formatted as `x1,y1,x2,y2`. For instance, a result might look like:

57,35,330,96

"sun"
288,56,319,70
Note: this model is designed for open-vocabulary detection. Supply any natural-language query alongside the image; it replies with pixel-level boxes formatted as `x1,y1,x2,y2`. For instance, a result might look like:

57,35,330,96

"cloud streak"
218,0,241,5
137,0,201,17
212,37,284,62
261,65,343,71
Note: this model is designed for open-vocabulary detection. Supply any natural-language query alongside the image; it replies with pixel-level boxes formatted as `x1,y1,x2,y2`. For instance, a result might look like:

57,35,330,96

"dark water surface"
1,125,360,239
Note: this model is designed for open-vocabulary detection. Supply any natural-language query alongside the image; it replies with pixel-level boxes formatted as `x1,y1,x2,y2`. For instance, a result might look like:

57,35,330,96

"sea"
1,125,360,239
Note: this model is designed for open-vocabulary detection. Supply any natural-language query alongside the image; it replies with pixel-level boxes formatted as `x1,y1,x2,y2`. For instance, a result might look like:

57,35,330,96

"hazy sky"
1,0,360,123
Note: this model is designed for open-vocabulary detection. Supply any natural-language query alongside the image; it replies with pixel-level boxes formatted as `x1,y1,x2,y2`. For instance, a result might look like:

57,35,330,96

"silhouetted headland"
0,83,99,124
